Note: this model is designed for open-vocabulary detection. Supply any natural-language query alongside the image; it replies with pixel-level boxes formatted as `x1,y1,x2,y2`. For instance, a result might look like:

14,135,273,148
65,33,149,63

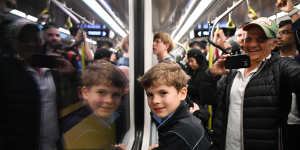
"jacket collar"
152,101,190,130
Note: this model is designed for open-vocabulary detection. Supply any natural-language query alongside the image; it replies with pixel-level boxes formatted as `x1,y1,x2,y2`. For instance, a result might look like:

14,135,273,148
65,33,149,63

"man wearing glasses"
277,19,300,150
277,19,298,57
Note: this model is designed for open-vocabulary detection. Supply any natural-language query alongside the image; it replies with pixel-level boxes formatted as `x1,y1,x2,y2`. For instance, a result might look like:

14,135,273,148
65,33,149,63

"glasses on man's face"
278,30,294,35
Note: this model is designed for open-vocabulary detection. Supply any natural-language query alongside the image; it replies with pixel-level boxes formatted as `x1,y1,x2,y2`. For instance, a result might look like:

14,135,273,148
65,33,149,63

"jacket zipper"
240,60,268,150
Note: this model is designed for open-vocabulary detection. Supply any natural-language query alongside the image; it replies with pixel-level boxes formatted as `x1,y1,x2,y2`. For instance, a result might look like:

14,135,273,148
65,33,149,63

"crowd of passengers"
1,0,300,150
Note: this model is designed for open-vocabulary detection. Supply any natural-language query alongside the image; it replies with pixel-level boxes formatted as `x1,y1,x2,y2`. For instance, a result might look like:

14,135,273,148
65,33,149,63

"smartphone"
225,54,251,69
29,54,61,68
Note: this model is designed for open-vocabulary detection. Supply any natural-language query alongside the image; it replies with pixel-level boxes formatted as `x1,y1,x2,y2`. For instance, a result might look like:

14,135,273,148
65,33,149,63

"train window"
1,0,131,150
3,0,300,150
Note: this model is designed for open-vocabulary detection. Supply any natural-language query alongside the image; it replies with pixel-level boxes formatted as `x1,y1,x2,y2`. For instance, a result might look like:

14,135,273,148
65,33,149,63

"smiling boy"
138,62,211,150
81,60,128,119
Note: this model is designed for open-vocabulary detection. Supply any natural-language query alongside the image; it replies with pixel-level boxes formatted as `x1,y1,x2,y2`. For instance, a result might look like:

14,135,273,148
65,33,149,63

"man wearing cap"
205,17,300,150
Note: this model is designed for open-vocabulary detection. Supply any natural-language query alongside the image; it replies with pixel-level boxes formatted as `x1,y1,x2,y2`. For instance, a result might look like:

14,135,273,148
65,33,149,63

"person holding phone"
0,20,64,150
205,16,300,150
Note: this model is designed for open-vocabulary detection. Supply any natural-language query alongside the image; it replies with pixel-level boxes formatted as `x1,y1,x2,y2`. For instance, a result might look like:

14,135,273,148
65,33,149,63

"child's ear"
179,87,188,101
165,43,170,50
81,86,89,100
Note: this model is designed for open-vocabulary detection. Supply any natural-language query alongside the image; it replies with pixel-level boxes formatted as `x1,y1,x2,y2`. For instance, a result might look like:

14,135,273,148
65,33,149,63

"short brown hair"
120,35,129,52
81,60,128,91
153,32,175,52
138,62,190,91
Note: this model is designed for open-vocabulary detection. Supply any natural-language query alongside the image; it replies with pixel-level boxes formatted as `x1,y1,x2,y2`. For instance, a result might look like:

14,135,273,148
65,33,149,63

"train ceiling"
14,0,300,40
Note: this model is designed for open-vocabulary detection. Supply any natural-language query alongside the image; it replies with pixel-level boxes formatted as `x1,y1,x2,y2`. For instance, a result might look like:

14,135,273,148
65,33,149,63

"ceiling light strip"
171,0,197,38
174,0,214,42
82,0,127,38
9,9,38,22
97,0,126,29
9,9,26,18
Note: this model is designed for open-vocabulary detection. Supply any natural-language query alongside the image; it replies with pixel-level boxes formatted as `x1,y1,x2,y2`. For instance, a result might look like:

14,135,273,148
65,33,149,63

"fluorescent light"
10,9,38,22
10,9,26,18
174,0,213,42
58,27,71,35
82,0,127,38
26,15,38,22
171,0,197,38
97,0,126,29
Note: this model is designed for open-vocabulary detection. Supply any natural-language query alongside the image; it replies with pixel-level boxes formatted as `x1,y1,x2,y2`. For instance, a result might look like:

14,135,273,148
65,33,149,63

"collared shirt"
162,56,175,63
152,112,175,128
225,67,258,150
27,67,59,150
225,54,271,150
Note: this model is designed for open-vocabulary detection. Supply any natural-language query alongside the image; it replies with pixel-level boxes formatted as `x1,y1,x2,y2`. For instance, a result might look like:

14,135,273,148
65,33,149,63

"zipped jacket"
208,54,300,150
152,101,211,150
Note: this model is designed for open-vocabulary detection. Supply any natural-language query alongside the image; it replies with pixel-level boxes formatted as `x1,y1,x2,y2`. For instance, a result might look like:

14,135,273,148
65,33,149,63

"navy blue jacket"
152,101,211,150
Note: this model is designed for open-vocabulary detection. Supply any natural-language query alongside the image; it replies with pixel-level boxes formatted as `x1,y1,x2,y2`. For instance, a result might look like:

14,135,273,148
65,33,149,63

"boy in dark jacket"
138,62,211,150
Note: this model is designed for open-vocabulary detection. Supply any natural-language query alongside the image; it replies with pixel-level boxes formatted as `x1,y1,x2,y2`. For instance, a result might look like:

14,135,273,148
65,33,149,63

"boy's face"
82,84,123,118
146,85,187,118
153,38,169,55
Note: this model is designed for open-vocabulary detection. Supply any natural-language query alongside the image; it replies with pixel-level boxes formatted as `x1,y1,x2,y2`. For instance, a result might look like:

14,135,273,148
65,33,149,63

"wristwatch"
288,8,299,17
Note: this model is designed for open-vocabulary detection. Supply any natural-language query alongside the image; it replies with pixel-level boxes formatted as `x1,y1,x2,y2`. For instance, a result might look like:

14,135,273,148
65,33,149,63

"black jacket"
207,54,300,150
0,56,41,149
0,56,70,150
153,101,211,150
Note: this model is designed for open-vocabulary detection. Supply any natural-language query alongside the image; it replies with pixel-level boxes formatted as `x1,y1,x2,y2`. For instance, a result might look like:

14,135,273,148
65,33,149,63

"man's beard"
47,41,62,50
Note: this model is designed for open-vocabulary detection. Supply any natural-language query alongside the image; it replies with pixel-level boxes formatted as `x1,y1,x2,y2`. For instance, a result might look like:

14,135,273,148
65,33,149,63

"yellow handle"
226,15,235,29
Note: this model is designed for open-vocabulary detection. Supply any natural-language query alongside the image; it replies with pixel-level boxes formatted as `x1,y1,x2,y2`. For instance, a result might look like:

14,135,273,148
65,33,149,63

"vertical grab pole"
207,0,246,130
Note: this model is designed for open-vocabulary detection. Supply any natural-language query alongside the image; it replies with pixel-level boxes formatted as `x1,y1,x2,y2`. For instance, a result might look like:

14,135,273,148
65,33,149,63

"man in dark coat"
207,16,300,150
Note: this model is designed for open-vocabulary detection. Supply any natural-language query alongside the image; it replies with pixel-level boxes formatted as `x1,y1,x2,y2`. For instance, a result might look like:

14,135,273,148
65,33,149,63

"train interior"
1,0,300,150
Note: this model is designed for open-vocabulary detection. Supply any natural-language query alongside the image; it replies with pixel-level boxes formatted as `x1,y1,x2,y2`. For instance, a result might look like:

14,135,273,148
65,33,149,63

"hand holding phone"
53,57,75,73
29,54,62,68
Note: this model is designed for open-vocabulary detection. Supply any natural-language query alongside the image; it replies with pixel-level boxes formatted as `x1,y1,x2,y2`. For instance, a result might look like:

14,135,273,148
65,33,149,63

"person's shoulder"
170,114,206,137
117,57,129,66
168,115,208,148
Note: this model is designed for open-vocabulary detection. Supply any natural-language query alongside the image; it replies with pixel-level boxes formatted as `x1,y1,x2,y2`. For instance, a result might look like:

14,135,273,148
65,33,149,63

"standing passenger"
153,32,175,63
0,20,64,150
117,36,130,66
277,19,300,150
138,62,211,150
186,49,211,128
206,17,300,150
234,24,247,51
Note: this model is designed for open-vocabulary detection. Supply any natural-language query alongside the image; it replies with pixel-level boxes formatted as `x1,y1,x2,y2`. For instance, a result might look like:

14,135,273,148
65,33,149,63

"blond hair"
120,35,129,52
153,32,175,52
138,62,190,91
